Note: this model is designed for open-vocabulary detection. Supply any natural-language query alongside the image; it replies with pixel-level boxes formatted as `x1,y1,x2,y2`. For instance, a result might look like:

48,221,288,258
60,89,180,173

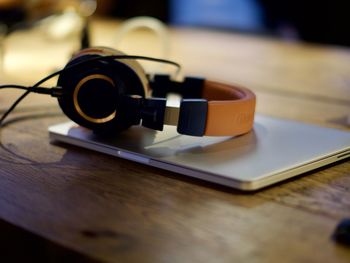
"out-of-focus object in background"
95,0,168,21
115,17,170,58
38,0,96,40
0,22,6,72
170,0,265,33
259,0,350,46
114,16,171,75
170,0,350,46
0,0,96,37
0,0,26,71
0,0,25,29
0,0,22,8
0,0,96,71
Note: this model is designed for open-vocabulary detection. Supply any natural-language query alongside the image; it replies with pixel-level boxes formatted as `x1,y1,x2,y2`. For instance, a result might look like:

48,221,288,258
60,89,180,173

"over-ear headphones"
0,46,256,137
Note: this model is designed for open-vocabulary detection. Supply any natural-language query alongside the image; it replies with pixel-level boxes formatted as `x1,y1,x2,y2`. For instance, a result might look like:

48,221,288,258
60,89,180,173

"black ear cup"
57,48,148,134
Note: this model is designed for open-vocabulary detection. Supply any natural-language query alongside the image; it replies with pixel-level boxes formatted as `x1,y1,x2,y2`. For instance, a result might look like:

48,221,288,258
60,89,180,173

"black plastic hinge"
177,99,208,136
118,95,143,125
141,98,166,131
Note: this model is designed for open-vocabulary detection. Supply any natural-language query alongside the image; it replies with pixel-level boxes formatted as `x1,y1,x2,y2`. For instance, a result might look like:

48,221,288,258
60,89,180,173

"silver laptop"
48,114,350,190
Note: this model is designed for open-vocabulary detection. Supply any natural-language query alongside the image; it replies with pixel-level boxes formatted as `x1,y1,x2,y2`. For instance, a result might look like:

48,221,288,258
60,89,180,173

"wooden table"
0,18,350,262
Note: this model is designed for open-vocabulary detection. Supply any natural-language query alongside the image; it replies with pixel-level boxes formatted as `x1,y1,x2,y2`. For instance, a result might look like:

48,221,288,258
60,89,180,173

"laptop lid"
48,114,350,190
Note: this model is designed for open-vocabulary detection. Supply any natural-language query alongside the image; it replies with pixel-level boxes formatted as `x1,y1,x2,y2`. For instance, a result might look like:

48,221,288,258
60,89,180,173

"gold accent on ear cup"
73,74,116,124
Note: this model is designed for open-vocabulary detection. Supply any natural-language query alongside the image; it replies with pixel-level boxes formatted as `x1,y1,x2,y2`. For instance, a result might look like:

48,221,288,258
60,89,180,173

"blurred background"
0,0,349,127
0,0,349,46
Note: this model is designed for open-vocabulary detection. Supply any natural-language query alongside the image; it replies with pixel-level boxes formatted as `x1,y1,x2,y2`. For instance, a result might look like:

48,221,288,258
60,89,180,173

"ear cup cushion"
57,51,146,134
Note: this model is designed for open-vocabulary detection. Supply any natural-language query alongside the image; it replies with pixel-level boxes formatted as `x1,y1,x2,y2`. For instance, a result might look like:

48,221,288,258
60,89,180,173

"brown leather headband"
202,80,256,136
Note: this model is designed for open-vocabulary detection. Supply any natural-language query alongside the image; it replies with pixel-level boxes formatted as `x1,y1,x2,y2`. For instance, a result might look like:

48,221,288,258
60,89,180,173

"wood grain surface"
0,18,349,262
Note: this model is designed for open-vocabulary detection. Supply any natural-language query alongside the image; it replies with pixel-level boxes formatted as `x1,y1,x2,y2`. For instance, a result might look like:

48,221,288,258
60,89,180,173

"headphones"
1,46,256,137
